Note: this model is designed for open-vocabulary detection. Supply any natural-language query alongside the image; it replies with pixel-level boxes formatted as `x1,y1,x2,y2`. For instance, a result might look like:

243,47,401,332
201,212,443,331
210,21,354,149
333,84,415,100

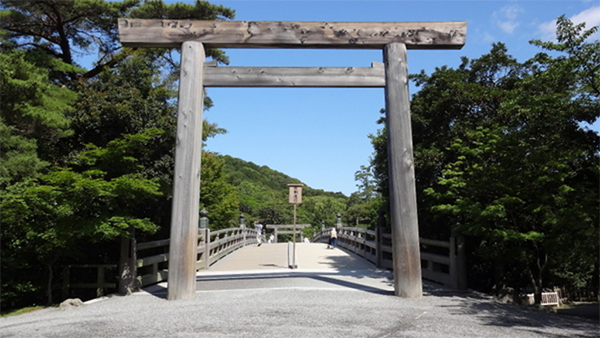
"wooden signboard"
288,184,304,204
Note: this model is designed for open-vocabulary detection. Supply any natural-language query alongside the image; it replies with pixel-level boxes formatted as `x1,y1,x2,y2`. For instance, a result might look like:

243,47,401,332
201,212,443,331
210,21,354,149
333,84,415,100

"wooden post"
450,234,467,290
375,208,385,268
204,228,211,270
118,227,138,295
97,266,105,298
168,41,205,301
61,266,70,300
240,214,247,244
384,42,422,298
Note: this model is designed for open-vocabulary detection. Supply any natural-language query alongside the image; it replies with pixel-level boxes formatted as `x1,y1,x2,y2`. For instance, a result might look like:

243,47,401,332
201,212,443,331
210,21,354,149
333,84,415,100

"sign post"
288,184,303,269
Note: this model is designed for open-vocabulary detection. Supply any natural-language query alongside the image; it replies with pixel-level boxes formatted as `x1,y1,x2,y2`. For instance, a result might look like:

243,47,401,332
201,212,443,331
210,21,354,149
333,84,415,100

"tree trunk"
528,251,548,304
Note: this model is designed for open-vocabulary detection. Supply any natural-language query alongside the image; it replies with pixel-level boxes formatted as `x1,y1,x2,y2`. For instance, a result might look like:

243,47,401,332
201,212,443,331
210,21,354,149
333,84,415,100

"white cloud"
571,5,600,30
538,4,600,41
493,5,524,34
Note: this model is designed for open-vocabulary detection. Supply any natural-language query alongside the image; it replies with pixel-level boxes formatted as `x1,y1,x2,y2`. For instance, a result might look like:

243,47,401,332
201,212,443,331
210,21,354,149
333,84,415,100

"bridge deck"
207,242,374,271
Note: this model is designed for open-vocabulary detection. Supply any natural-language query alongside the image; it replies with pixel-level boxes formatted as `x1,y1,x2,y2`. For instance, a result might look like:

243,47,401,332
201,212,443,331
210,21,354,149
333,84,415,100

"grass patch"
1,306,46,318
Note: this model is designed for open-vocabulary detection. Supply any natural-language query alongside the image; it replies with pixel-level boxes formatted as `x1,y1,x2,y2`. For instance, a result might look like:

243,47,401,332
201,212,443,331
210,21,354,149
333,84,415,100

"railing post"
97,266,105,298
119,226,138,295
375,208,385,268
62,266,70,300
335,212,342,230
200,209,210,270
239,214,246,244
450,231,467,290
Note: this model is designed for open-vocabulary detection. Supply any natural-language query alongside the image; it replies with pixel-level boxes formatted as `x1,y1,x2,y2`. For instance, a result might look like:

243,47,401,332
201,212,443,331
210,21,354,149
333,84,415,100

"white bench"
527,292,560,306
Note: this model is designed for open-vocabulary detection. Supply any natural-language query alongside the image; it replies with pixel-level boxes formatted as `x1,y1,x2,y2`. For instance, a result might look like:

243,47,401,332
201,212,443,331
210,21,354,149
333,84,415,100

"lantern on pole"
288,184,303,269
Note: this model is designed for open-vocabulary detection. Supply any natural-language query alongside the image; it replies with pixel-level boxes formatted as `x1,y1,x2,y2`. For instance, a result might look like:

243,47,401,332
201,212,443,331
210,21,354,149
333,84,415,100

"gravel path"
2,268,598,338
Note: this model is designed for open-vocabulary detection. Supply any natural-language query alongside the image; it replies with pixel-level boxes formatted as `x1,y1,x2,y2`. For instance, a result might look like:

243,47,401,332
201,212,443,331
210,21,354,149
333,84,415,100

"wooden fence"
62,226,258,297
313,227,467,290
136,226,258,287
61,264,117,299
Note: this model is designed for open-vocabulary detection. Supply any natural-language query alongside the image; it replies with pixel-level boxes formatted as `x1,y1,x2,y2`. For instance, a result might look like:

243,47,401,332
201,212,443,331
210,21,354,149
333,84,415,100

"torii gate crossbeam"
118,19,467,301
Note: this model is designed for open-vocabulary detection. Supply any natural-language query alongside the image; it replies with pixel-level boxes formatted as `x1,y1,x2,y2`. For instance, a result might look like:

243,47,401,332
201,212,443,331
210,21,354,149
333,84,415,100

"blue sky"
191,0,600,196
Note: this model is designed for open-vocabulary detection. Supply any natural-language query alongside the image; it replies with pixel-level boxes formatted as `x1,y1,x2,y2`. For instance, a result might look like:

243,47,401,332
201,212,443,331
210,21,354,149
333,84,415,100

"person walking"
329,227,337,249
254,220,264,247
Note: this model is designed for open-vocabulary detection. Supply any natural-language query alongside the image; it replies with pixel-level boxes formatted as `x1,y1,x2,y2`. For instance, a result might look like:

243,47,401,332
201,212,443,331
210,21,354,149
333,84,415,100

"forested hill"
220,155,345,198
218,155,349,225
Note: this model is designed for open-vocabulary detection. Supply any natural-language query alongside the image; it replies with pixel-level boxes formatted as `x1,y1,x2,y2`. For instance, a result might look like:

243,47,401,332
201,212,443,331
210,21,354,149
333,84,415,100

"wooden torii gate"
118,19,466,301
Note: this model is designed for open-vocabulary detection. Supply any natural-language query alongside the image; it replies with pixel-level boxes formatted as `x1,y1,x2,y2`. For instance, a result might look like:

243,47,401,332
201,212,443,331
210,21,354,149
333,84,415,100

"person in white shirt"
329,227,337,249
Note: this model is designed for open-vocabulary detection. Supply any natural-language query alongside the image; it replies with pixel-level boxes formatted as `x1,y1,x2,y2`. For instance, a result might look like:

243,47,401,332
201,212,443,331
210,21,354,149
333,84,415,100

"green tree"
0,0,234,81
345,163,381,228
0,49,77,174
1,129,163,308
302,195,347,228
200,151,239,229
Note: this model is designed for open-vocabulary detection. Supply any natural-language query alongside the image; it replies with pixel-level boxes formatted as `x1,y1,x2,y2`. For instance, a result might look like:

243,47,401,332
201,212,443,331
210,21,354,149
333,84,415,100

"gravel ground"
2,270,598,338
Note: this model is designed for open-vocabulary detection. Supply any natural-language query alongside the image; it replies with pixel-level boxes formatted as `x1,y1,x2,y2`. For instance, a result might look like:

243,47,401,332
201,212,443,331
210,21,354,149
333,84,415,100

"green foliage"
200,152,239,229
1,130,163,309
0,120,47,187
0,49,77,167
1,306,46,318
0,0,235,79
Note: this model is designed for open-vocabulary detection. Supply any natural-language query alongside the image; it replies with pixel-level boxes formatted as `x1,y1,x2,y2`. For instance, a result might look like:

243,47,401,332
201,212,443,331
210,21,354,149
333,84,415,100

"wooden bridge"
63,224,466,298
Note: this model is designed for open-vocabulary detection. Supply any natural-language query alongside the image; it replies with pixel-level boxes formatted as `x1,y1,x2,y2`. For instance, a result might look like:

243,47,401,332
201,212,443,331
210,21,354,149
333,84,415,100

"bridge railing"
313,226,466,290
136,226,257,288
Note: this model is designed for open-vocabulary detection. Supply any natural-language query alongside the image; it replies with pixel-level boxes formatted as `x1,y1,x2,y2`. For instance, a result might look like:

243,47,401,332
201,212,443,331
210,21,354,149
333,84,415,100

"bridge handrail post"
239,214,246,245
199,209,210,269
375,208,385,268
450,231,467,290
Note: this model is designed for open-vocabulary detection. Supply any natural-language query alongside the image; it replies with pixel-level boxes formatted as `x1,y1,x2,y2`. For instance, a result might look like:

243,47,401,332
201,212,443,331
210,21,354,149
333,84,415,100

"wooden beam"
266,224,312,229
384,43,422,298
118,19,466,50
167,41,205,301
203,65,385,87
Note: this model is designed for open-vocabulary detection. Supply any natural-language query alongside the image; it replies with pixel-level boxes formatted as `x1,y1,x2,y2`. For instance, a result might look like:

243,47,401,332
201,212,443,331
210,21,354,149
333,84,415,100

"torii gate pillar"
384,43,422,298
167,41,205,300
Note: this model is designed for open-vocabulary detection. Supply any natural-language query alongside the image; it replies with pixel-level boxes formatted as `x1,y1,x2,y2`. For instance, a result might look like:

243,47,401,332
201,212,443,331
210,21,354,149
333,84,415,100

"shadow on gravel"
193,271,394,296
556,304,599,321
428,287,599,337
143,284,167,299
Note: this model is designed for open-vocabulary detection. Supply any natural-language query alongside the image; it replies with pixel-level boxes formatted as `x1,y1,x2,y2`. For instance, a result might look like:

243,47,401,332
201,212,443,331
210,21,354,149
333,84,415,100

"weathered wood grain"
167,41,205,301
384,43,423,298
203,65,385,87
118,19,466,49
